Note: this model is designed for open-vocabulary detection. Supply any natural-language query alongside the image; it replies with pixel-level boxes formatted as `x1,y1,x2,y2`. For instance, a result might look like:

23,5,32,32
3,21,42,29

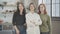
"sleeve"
34,14,42,25
24,15,26,23
26,14,33,27
47,15,52,34
12,13,16,26
26,14,30,26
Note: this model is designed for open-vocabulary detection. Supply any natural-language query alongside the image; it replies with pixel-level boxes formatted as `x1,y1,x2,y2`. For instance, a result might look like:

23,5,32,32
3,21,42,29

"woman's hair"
38,4,47,14
15,2,26,15
29,3,35,10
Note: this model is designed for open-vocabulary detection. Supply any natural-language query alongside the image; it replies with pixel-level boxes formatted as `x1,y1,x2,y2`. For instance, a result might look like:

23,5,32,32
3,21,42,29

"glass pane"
56,0,59,3
52,4,56,17
55,4,59,17
38,0,42,5
43,0,51,4
52,0,56,3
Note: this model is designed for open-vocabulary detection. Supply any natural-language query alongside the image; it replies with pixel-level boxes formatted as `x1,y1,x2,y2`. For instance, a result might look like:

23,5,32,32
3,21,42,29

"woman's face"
30,4,35,11
19,4,24,11
40,5,45,12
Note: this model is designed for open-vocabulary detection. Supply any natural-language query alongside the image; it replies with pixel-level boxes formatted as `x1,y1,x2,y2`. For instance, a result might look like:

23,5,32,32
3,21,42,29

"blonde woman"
26,3,42,34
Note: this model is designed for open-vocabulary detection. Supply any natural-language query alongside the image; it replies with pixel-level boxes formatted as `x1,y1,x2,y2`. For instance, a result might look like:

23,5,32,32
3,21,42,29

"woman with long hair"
26,3,42,34
38,4,52,34
12,2,26,34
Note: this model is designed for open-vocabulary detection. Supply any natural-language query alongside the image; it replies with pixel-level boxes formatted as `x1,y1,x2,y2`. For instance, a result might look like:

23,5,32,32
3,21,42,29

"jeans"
16,25,26,34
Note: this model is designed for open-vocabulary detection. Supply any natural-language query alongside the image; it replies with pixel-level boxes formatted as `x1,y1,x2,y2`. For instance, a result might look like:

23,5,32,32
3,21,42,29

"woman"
38,4,52,34
26,3,42,34
12,2,26,34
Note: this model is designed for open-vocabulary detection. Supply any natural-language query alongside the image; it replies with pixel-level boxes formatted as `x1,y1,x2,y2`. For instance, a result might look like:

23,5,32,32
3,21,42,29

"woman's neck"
41,11,44,14
20,10,23,15
30,10,34,14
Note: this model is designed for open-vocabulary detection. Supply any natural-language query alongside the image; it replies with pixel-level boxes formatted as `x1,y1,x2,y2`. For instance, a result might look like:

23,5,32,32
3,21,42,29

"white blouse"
26,12,42,34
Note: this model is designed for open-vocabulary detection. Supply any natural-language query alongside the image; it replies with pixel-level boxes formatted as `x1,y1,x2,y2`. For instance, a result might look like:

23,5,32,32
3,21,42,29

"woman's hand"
30,20,35,23
30,20,38,26
13,26,20,34
24,23,27,26
24,23,27,29
16,29,20,34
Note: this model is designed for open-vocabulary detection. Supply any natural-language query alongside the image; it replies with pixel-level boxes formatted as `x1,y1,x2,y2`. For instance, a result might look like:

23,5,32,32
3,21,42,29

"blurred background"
0,0,60,34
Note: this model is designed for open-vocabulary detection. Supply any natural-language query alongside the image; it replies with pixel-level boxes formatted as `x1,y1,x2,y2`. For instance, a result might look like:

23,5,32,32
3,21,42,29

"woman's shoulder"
34,13,40,16
46,14,50,18
26,12,30,16
13,11,18,16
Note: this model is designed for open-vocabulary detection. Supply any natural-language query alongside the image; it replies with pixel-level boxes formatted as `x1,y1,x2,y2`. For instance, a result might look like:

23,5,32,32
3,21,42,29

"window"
38,0,60,17
52,0,60,17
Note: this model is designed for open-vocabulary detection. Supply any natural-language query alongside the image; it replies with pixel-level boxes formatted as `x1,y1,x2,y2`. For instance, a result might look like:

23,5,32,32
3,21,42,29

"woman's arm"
12,13,19,34
47,16,52,34
13,25,20,34
34,14,42,26
24,16,27,26
26,14,30,26
26,14,34,27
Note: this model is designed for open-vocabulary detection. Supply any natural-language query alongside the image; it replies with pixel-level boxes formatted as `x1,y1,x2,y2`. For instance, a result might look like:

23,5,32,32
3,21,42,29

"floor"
52,21,60,34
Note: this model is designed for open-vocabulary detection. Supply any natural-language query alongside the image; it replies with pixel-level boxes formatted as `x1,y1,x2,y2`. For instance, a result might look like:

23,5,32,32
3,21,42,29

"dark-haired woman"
12,2,26,34
38,4,52,34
